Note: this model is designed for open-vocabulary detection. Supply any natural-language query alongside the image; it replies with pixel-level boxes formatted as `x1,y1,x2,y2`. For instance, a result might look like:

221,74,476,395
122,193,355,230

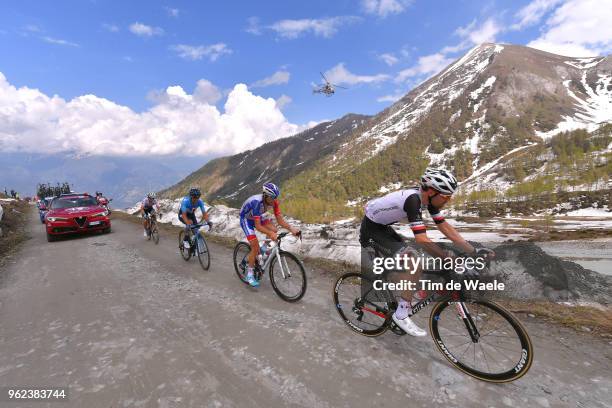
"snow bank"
130,198,364,264
563,207,612,218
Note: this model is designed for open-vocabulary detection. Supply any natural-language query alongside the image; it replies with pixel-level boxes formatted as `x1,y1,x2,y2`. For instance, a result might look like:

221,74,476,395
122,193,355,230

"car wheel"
46,232,55,242
103,227,111,234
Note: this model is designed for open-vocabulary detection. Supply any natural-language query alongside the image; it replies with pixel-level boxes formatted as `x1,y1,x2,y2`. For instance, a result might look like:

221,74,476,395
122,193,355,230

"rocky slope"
159,114,369,206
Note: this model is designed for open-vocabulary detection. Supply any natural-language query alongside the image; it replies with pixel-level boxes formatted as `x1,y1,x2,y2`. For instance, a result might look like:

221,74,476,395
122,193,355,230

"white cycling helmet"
421,168,458,195
147,192,156,199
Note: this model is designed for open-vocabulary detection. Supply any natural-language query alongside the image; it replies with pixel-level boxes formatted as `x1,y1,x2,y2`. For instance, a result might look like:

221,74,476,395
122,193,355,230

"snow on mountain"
536,68,612,139
351,44,504,159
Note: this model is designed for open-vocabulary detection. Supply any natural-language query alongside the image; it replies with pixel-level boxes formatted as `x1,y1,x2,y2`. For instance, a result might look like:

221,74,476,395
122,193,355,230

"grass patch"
0,199,31,265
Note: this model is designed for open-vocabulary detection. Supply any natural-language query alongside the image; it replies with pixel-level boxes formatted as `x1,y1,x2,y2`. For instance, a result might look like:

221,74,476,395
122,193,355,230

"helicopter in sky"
312,72,347,97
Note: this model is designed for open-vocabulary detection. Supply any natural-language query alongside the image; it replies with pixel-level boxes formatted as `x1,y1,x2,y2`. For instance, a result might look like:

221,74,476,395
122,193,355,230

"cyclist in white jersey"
360,168,493,336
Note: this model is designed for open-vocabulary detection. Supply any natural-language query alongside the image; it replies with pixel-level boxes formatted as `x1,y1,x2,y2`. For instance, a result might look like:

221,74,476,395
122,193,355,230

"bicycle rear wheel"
269,251,307,302
333,272,393,337
196,234,210,270
178,230,191,261
233,242,251,285
430,298,533,382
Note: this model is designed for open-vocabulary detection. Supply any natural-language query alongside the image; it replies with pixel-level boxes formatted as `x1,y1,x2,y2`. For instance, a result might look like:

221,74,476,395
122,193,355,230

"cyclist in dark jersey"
360,168,493,336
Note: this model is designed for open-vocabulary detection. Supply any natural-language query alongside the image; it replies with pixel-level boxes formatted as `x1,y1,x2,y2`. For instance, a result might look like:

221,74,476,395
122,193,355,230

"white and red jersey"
364,188,445,235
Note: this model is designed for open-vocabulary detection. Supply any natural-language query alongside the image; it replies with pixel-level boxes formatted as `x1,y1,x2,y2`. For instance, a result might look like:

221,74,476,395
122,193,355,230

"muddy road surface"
0,211,610,407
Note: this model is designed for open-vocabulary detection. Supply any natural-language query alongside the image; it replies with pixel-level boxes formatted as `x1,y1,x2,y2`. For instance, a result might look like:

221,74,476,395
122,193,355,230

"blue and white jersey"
179,196,206,215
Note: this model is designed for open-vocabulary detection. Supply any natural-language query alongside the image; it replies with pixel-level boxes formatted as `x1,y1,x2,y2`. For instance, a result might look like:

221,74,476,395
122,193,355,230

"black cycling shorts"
143,207,155,216
359,216,406,257
178,211,197,225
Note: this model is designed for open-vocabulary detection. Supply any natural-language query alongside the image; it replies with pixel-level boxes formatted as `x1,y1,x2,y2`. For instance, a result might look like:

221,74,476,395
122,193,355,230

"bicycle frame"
257,238,292,279
189,224,206,252
358,243,483,342
146,213,156,229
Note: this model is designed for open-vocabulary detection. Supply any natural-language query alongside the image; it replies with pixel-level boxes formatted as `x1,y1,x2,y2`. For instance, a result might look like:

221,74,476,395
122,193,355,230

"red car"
45,193,111,242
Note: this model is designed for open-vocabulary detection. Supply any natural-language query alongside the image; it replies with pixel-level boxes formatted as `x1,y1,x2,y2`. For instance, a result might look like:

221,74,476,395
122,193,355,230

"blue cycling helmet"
262,182,280,199
189,187,201,198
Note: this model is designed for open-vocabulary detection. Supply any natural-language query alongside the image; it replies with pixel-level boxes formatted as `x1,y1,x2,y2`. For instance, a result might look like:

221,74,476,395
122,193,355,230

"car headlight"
47,216,68,222
91,211,109,217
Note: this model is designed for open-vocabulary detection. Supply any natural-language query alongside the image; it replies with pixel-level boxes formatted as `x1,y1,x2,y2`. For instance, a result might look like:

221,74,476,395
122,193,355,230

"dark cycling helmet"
421,168,458,195
262,182,280,199
189,187,201,198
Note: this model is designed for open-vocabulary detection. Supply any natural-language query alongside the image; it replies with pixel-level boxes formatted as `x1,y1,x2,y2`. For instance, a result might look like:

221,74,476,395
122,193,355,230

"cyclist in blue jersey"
239,182,301,287
179,188,212,248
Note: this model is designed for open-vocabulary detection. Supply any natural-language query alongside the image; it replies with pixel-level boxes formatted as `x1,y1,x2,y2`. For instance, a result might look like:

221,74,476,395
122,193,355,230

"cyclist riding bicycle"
179,187,212,247
360,168,494,336
239,182,301,287
140,192,160,237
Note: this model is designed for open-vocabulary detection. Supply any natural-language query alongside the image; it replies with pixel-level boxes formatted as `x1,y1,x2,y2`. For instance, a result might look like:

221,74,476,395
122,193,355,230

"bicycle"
232,232,307,302
333,242,533,383
178,223,211,271
144,212,160,244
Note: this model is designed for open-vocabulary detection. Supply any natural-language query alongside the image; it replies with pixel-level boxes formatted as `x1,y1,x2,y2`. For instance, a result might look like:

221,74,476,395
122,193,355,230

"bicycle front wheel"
430,298,533,383
196,234,210,270
332,272,392,337
269,251,307,302
151,224,159,244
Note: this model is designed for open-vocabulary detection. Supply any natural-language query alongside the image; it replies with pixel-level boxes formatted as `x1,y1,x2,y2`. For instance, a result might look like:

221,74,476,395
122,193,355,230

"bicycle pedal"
389,321,407,336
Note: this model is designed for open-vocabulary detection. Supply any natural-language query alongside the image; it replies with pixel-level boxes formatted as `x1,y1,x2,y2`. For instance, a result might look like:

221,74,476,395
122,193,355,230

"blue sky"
0,0,610,158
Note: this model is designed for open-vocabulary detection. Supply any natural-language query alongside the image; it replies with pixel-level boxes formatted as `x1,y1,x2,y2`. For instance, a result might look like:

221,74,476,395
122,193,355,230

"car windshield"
51,196,98,209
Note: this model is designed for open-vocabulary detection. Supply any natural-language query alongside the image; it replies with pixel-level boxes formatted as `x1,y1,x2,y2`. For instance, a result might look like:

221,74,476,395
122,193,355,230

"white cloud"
362,0,412,17
129,22,164,37
376,92,405,103
24,24,42,33
251,70,290,88
165,7,179,18
378,53,399,66
324,63,390,86
396,53,453,82
245,16,262,35
102,23,120,32
171,43,232,61
275,95,292,110
0,72,300,157
526,0,612,57
193,79,222,104
269,16,361,39
42,36,79,47
511,0,563,30
455,18,501,45
397,17,500,82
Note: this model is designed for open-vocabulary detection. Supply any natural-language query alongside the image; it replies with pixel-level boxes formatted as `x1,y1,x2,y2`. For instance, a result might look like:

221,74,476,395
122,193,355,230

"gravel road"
0,211,610,408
